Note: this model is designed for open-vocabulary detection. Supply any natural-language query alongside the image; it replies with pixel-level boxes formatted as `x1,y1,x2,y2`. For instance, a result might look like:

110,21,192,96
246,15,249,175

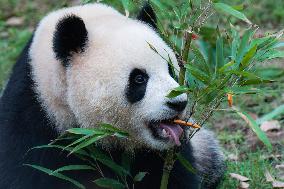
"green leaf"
120,0,130,17
224,86,261,94
227,70,260,80
218,61,235,73
240,45,257,70
213,3,251,24
176,153,196,174
166,85,191,98
236,29,255,65
90,148,131,177
274,42,284,48
98,158,130,177
185,64,210,84
240,79,274,85
216,36,224,70
70,134,109,155
67,128,105,136
52,165,95,174
64,134,95,150
266,50,284,60
255,68,284,79
134,172,148,182
121,152,132,172
24,164,85,189
250,36,275,50
82,0,94,4
94,178,125,189
100,123,123,133
99,124,129,138
233,107,272,151
191,45,210,75
231,26,240,61
150,0,167,10
167,54,178,81
256,104,284,124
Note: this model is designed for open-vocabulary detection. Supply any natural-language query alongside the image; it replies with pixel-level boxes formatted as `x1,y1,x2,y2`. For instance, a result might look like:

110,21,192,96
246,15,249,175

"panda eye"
134,74,146,84
126,68,149,103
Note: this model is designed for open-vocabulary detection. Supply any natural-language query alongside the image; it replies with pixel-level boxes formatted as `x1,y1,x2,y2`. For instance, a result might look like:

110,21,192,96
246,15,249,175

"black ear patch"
53,15,88,67
126,69,149,103
137,3,157,29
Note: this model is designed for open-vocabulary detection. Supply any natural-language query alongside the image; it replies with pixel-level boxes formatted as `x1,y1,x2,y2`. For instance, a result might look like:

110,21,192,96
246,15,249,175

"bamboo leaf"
218,61,235,73
120,0,130,17
233,107,272,151
227,70,260,80
224,86,261,94
90,148,131,177
64,134,95,149
256,104,284,124
134,172,148,182
185,64,210,84
176,153,196,174
52,165,95,174
150,0,167,10
213,3,251,24
67,128,105,136
231,26,240,61
255,68,284,79
216,36,224,70
70,134,109,155
99,124,129,138
240,79,274,85
191,45,210,75
240,45,257,70
236,29,255,65
24,164,85,189
97,158,130,177
94,178,125,189
266,50,284,60
166,85,192,98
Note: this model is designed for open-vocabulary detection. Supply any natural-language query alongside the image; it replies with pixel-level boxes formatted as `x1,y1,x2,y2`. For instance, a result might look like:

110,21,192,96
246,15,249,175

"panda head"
30,4,187,150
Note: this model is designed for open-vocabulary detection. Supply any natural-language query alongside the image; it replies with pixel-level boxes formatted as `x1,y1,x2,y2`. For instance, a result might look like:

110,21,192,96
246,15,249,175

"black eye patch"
126,68,149,103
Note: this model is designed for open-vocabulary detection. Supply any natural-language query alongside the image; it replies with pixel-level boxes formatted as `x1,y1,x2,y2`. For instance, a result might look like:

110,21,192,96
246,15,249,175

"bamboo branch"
160,149,175,189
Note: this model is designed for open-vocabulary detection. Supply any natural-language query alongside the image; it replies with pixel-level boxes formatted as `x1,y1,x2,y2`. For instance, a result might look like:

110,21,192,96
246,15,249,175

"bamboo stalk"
160,29,194,189
160,149,175,189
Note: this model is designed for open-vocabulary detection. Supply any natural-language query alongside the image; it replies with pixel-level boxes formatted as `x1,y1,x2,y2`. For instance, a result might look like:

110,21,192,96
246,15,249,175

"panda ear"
53,15,88,67
137,3,157,29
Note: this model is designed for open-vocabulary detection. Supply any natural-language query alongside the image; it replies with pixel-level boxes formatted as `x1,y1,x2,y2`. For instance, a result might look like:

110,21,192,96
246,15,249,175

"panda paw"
190,128,226,189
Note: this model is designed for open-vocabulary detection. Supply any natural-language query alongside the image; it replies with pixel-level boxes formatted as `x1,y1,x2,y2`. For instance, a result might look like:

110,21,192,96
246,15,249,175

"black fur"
126,68,149,103
137,3,157,29
53,15,88,67
0,36,95,189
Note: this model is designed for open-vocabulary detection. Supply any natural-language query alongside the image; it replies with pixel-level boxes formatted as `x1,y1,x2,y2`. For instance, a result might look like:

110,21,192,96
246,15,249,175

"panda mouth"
148,117,184,146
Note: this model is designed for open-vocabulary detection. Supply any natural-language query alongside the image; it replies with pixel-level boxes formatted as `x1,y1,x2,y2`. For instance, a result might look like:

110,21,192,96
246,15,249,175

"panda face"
65,25,188,149
124,66,188,149
30,4,187,150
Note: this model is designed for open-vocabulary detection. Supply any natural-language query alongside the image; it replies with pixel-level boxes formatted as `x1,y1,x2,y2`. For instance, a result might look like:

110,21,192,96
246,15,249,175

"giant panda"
0,3,225,189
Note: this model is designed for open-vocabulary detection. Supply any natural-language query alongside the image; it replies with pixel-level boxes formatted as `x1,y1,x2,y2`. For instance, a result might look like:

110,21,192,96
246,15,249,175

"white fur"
29,3,186,150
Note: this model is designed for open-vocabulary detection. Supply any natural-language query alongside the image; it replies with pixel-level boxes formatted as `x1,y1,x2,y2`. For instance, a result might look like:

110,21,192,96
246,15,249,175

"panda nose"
166,100,187,112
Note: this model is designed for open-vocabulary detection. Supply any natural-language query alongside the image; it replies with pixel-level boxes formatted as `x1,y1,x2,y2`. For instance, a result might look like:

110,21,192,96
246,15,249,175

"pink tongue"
160,123,183,146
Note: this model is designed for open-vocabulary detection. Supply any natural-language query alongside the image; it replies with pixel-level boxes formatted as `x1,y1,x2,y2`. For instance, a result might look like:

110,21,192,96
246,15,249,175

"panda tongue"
160,123,183,146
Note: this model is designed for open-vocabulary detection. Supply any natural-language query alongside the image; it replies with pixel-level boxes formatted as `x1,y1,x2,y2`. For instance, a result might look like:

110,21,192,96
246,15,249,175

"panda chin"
148,118,184,146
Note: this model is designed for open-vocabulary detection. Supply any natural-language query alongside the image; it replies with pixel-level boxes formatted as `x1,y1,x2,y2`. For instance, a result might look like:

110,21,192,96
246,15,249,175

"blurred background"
0,0,283,188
